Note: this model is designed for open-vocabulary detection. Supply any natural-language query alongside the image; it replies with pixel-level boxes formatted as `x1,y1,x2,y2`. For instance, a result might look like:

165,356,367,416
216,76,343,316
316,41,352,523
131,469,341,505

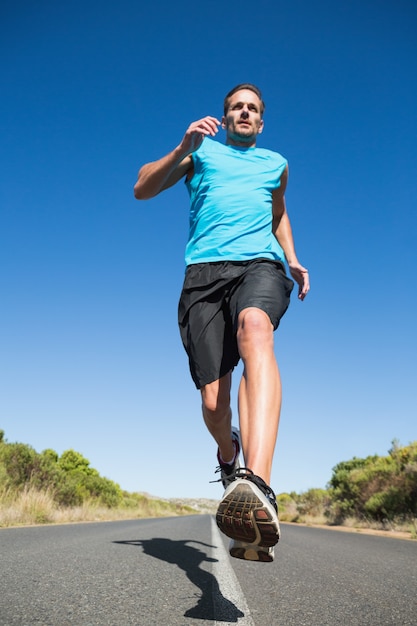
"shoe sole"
229,540,275,562
216,478,280,547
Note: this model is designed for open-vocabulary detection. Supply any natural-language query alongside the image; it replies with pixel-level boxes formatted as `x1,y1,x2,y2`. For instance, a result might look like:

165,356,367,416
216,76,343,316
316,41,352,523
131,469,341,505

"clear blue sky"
1,0,416,499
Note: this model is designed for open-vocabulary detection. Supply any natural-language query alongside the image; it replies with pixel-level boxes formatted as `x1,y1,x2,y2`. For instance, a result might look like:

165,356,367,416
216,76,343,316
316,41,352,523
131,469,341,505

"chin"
231,126,251,136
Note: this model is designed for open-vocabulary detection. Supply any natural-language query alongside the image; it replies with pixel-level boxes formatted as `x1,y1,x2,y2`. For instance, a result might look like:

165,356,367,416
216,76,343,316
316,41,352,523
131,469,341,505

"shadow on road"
113,537,244,622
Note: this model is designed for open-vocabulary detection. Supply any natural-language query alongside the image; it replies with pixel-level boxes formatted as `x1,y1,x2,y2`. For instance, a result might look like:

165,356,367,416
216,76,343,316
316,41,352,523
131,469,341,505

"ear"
258,119,264,134
221,115,227,129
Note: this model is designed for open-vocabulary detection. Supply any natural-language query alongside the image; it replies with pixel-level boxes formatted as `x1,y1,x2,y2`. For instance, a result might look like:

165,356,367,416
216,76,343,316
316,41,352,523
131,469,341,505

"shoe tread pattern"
216,482,279,547
229,542,274,562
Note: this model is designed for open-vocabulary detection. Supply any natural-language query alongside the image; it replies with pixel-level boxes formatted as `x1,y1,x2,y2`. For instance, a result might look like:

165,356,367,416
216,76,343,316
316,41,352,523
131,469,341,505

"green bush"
328,441,417,523
277,493,296,506
364,488,407,520
0,431,124,509
0,442,37,489
296,488,330,517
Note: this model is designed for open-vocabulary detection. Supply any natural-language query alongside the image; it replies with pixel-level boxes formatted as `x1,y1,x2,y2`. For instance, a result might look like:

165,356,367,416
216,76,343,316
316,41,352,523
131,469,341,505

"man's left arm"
272,166,310,301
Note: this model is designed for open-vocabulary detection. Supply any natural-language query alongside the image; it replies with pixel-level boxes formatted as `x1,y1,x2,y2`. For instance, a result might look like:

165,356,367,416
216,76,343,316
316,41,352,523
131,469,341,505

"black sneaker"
216,468,280,549
215,427,241,488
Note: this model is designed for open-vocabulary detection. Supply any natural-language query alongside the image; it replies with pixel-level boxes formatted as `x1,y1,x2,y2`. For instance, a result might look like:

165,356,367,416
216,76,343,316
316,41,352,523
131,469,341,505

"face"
222,89,264,146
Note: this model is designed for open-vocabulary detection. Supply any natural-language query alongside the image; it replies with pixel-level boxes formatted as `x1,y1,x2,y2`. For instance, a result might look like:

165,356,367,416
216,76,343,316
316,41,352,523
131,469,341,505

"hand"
288,262,310,301
180,116,220,154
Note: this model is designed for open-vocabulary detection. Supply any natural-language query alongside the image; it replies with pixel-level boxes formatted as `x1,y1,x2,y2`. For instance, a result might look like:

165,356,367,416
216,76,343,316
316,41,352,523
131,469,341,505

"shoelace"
212,463,235,479
231,468,277,504
211,466,277,508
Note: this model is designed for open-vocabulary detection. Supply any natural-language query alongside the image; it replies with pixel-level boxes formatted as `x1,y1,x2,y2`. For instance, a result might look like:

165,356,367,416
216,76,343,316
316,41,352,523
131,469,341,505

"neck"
226,135,257,148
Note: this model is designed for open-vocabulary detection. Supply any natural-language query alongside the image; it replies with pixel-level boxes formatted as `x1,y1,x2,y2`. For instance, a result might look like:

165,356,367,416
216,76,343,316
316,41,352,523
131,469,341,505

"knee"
237,308,273,349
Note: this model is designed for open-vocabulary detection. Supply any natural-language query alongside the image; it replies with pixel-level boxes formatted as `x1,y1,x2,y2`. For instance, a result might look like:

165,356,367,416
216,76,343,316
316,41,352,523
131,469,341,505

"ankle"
218,438,238,466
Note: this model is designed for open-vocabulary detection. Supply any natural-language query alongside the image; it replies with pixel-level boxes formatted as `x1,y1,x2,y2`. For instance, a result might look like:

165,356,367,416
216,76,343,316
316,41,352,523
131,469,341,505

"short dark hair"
223,83,265,116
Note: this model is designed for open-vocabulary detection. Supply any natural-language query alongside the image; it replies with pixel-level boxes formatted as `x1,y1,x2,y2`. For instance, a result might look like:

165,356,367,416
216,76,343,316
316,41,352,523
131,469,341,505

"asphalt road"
0,515,416,625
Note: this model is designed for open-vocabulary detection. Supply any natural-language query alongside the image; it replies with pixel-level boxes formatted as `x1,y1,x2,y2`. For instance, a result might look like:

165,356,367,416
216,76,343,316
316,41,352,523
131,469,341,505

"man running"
134,84,309,561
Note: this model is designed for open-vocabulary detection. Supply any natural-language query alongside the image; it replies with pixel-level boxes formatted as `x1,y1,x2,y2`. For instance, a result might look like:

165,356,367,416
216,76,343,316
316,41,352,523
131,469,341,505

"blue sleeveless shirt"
184,138,287,266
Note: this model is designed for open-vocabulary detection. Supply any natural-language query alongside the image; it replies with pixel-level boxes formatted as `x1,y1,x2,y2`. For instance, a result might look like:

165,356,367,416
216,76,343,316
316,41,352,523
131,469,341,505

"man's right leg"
201,372,235,464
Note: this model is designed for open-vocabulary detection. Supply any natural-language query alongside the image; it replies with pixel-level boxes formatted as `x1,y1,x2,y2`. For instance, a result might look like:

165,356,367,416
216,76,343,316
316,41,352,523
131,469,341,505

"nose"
240,106,249,118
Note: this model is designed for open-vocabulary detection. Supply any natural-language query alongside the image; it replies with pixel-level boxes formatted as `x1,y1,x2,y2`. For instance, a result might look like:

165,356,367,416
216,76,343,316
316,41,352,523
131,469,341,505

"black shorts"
178,258,294,389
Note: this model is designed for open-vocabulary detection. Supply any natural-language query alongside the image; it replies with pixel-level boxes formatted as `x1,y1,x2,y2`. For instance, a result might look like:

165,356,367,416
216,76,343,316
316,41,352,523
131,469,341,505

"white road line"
210,516,255,626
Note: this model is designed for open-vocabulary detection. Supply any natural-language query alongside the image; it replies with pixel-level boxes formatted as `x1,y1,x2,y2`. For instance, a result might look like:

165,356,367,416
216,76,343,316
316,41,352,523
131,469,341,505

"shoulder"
196,137,226,155
191,138,228,169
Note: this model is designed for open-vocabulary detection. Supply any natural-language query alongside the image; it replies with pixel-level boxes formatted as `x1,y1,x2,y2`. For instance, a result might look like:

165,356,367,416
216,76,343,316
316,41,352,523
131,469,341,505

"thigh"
229,259,294,331
178,264,240,389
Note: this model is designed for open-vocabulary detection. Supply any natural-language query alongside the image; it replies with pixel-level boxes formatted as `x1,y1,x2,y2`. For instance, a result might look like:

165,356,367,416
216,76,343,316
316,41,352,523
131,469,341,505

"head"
222,84,265,147
223,84,265,117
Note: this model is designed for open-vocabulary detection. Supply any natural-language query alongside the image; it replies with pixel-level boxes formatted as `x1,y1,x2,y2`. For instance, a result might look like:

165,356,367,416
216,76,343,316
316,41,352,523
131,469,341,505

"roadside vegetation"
278,439,417,538
0,429,196,527
1,429,416,537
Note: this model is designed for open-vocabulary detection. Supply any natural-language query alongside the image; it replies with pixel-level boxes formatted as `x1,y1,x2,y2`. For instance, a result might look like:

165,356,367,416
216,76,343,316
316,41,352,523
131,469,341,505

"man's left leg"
215,306,281,561
237,306,281,485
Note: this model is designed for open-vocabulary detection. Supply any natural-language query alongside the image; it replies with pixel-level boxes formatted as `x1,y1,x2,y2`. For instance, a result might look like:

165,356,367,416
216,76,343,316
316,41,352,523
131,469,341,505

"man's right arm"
133,149,192,200
133,116,220,200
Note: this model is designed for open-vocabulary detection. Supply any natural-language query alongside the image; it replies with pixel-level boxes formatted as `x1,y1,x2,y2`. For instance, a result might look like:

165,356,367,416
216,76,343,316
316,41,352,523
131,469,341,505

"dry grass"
0,487,197,528
340,515,417,536
0,486,56,526
2,487,415,540
277,497,416,539
294,513,329,526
